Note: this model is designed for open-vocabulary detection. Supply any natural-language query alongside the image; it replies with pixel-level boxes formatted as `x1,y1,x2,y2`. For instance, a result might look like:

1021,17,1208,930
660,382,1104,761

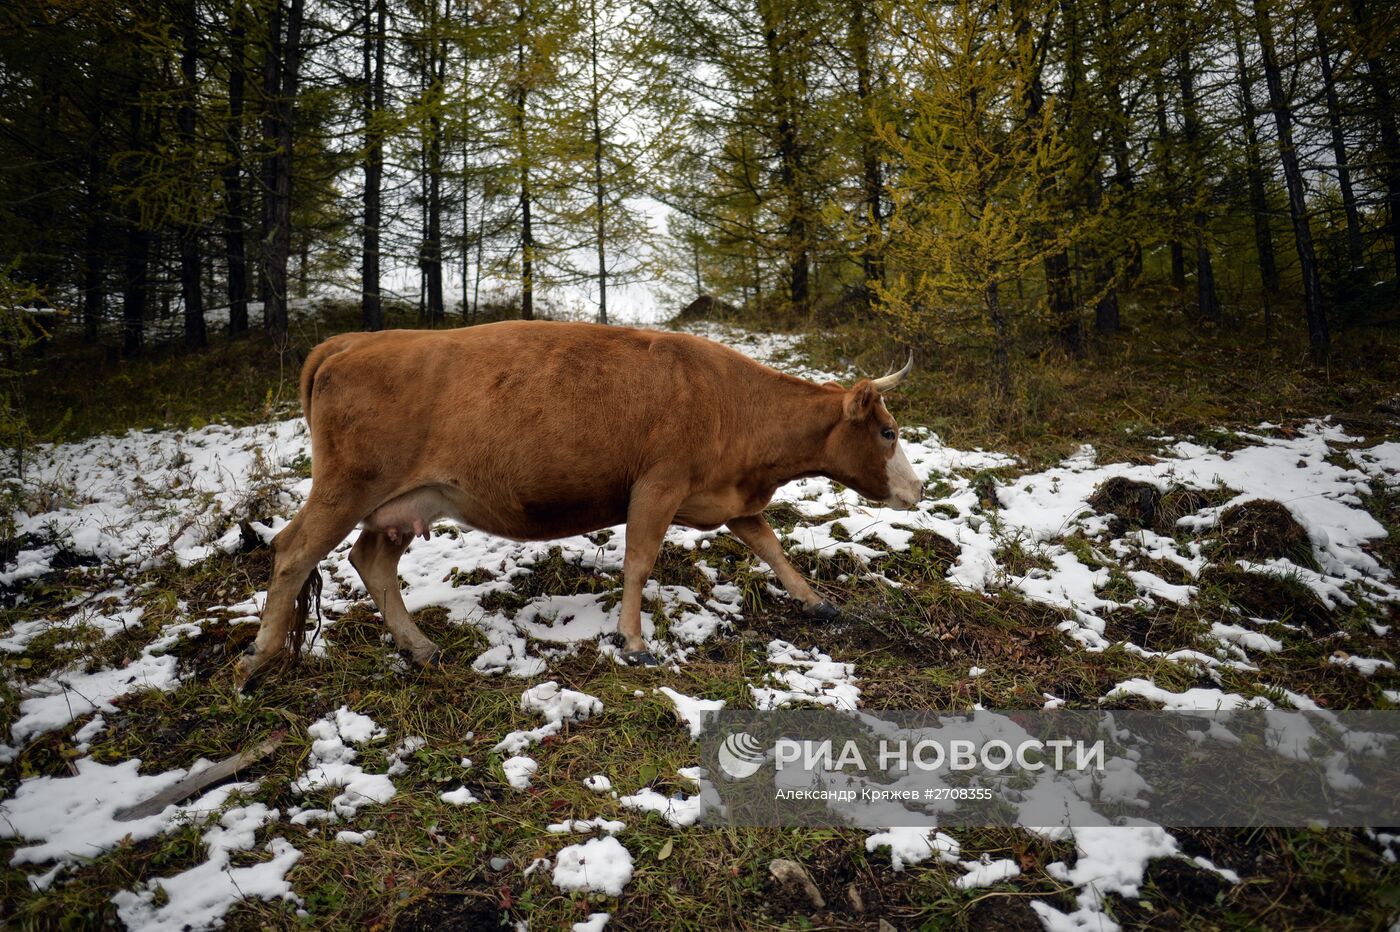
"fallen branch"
114,729,287,822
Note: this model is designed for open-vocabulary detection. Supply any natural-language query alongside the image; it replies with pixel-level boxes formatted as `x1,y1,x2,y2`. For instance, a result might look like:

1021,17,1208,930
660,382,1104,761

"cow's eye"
881,428,897,441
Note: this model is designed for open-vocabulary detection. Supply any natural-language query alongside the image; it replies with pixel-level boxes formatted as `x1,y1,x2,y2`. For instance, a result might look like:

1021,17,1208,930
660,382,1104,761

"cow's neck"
740,376,843,489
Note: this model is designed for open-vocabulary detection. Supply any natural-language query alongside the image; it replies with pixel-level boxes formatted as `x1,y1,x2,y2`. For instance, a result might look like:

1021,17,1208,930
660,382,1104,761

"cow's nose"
887,485,922,510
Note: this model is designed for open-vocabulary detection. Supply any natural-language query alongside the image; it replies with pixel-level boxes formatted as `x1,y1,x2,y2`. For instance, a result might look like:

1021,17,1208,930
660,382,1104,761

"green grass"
4,539,1398,929
3,293,1400,929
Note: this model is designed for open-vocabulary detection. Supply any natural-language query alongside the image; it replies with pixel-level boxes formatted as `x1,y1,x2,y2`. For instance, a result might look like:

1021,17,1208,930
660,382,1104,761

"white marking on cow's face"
885,440,922,509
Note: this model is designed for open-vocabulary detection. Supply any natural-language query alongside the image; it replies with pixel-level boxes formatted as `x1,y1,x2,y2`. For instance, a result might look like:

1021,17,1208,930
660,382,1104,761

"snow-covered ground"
2,324,1398,930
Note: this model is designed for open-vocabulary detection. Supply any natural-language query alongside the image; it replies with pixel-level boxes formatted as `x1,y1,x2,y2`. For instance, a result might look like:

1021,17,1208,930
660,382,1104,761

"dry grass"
3,292,1400,929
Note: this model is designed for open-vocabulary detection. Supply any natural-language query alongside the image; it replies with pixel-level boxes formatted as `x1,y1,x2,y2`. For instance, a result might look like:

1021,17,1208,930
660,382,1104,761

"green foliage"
0,268,51,476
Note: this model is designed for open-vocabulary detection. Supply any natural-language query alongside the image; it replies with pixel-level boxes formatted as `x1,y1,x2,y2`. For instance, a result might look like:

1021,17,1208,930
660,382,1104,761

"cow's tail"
298,335,354,426
286,565,324,661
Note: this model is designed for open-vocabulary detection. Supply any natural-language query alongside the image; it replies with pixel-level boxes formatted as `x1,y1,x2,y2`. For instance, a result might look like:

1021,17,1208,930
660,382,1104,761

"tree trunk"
1107,85,1141,284
177,0,206,350
1177,38,1222,323
1087,171,1119,334
515,10,534,321
257,0,282,314
261,0,304,344
1347,0,1400,277
849,0,884,310
987,278,1010,403
470,134,476,317
759,0,809,313
423,0,446,325
361,0,386,331
122,220,148,357
1044,250,1078,350
1025,4,1078,352
121,85,146,356
589,0,609,324
1153,79,1186,292
1229,10,1280,298
472,179,485,320
1254,0,1330,361
1315,12,1364,273
223,2,250,338
82,156,105,343
1096,0,1141,286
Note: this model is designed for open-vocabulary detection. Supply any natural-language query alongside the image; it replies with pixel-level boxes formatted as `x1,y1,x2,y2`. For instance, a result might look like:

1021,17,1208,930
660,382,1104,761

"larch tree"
876,0,1083,401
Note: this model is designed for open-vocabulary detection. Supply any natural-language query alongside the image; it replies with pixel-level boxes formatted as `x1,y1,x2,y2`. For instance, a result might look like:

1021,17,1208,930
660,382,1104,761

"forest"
1,0,1396,370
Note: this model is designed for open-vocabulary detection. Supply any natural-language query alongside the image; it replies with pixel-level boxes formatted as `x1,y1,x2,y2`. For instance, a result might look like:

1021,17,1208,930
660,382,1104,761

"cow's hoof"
410,646,442,668
620,649,660,667
801,600,841,621
233,653,262,692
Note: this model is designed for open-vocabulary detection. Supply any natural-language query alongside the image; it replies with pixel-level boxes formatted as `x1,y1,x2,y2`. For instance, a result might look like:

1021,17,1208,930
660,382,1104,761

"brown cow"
235,321,921,686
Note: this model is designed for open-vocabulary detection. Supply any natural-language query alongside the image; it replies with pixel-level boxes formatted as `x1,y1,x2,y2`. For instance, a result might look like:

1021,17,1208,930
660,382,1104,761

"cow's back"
302,321,760,536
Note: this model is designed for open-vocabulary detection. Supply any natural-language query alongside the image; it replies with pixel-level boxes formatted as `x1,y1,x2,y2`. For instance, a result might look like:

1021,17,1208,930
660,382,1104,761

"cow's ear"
844,380,877,421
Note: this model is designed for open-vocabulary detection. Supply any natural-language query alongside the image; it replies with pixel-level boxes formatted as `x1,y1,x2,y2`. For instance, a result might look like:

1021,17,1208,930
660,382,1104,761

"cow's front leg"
617,484,683,666
726,514,840,620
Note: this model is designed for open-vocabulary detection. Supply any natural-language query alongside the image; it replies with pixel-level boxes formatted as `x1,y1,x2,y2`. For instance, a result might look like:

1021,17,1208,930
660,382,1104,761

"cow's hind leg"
236,494,363,689
349,530,440,666
616,483,684,665
726,514,839,620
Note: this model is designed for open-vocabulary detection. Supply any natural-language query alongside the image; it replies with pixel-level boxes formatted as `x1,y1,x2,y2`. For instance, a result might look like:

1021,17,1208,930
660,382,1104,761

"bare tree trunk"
589,0,608,324
177,0,206,350
361,0,386,331
1088,171,1119,334
1347,0,1400,277
1254,0,1330,361
258,0,282,315
988,279,1010,403
849,0,884,311
422,0,446,325
1177,38,1222,323
261,0,304,345
1229,10,1280,301
472,178,485,320
760,0,809,313
514,4,534,320
467,134,478,317
122,220,148,357
1095,0,1141,287
121,85,147,356
1023,3,1078,352
223,2,250,338
82,155,105,343
1154,79,1186,293
1315,12,1365,273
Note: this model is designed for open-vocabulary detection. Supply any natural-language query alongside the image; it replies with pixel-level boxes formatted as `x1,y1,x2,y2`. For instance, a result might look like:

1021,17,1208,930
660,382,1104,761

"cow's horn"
870,352,913,392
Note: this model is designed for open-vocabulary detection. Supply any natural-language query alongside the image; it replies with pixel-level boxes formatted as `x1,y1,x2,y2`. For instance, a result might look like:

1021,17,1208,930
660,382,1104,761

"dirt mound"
673,294,740,322
1213,499,1317,568
1087,477,1227,536
1199,565,1334,632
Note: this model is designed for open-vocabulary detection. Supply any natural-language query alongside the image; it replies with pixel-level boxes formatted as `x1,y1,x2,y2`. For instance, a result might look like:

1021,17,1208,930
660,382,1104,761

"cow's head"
824,355,923,509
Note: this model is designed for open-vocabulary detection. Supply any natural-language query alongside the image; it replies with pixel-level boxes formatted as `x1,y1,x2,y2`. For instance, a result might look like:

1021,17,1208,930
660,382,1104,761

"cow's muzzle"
885,443,923,509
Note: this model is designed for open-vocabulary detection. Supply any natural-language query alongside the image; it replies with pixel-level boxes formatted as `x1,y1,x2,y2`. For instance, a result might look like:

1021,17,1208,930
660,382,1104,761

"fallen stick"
114,729,287,822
